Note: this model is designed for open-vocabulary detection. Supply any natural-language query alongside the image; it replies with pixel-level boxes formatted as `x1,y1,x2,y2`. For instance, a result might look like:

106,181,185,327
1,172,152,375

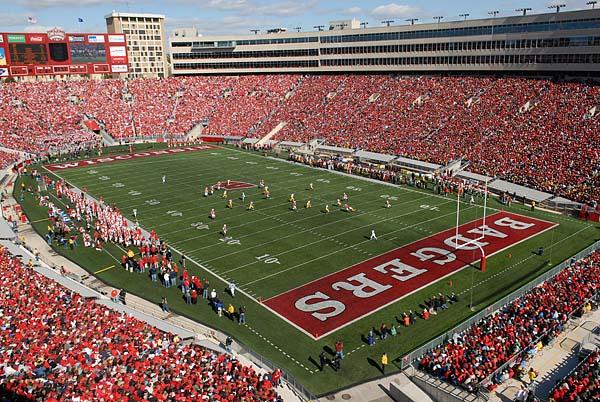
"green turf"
16,145,599,396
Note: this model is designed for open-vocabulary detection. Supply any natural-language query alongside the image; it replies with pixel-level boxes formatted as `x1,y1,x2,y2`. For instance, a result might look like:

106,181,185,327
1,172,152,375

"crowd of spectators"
1,75,598,203
0,246,282,401
551,351,599,402
418,251,600,392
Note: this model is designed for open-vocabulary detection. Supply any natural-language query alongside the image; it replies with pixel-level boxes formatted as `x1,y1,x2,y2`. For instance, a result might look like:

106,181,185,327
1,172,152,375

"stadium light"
294,26,301,32
588,1,598,9
515,7,532,15
489,11,500,36
548,3,566,12
250,29,260,35
433,16,444,24
405,18,419,25
313,25,324,31
459,13,470,20
360,22,368,29
381,20,394,26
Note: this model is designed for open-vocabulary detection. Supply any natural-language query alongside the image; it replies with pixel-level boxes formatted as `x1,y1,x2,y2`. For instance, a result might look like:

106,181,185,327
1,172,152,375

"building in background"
169,8,600,76
105,11,168,78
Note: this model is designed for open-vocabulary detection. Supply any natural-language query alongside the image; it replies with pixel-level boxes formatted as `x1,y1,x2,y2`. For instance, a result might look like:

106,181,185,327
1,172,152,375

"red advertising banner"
264,211,557,339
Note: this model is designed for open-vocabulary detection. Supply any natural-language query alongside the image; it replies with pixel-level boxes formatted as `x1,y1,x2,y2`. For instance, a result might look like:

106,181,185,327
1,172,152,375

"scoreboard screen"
0,29,129,78
69,43,106,63
8,43,48,65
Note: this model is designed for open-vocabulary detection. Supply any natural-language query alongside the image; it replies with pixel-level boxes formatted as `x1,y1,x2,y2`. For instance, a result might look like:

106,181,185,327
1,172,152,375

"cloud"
371,3,420,18
16,0,132,8
166,15,279,35
344,6,363,14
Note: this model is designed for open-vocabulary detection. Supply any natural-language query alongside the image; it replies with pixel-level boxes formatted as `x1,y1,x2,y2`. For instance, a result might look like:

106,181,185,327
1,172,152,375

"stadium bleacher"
0,75,598,203
418,251,600,392
550,350,599,402
0,247,281,401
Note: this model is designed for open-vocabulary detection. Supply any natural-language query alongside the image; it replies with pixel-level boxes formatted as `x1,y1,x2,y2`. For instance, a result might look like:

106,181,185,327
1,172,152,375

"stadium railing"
397,239,600,386
233,339,318,401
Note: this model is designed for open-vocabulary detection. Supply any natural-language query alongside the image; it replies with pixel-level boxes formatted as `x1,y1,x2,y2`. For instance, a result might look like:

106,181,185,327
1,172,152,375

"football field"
23,144,597,395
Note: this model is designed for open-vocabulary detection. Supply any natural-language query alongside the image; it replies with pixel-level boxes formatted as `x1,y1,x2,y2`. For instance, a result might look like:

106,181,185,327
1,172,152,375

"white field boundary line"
42,168,322,374
166,188,431,250
242,204,471,288
260,153,581,225
456,223,593,297
182,194,438,256
70,155,329,211
45,165,261,302
45,147,231,177
46,192,122,265
212,196,450,274
261,213,559,340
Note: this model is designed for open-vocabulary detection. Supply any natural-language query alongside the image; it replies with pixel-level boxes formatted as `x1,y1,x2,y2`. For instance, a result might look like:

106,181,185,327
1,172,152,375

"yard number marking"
219,236,241,245
346,186,362,192
420,204,440,211
87,170,98,175
290,172,303,177
191,222,209,230
266,166,279,170
316,178,330,184
128,190,142,196
112,182,125,188
256,254,281,265
98,176,110,181
380,195,399,201
166,210,183,217
145,199,160,206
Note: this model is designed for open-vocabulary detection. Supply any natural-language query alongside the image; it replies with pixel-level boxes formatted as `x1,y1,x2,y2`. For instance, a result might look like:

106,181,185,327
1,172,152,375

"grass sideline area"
15,144,599,396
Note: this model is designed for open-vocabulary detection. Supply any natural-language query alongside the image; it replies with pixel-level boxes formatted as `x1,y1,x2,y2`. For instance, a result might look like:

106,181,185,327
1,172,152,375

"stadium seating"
417,251,600,391
550,351,599,402
0,248,281,401
0,75,598,203
0,151,18,169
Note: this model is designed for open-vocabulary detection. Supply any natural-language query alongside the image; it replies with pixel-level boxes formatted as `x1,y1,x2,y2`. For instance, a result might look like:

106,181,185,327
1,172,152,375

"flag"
77,17,84,23
27,16,37,24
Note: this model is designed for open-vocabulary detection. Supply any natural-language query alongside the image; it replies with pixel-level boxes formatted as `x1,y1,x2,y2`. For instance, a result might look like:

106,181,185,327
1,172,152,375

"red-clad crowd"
0,247,281,401
0,75,598,203
0,150,18,169
418,251,600,392
551,351,599,402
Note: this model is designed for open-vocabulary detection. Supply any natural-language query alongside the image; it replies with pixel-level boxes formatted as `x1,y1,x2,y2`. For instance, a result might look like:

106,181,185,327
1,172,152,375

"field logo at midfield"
264,211,557,339
215,180,256,190
44,145,219,171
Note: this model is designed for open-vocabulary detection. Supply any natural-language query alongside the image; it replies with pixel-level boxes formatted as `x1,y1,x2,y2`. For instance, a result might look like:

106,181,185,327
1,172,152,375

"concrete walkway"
488,308,600,402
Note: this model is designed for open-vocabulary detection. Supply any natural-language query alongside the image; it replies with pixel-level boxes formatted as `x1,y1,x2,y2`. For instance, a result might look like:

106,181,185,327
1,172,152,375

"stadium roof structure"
353,150,397,163
489,179,553,203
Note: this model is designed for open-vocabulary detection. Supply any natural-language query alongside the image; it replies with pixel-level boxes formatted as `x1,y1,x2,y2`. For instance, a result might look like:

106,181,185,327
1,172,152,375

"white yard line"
242,205,472,287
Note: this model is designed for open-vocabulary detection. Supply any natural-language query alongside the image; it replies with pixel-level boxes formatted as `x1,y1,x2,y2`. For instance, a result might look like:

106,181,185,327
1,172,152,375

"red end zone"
44,145,219,171
264,211,557,339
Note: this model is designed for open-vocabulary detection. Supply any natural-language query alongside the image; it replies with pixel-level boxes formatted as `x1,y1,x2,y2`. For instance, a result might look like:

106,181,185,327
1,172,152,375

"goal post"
454,178,489,272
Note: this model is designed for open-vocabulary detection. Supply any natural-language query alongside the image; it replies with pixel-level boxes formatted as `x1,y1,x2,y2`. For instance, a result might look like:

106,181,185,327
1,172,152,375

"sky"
1,0,594,37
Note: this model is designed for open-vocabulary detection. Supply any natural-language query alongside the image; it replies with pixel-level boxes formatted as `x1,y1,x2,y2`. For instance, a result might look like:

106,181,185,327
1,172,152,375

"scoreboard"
0,28,129,78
